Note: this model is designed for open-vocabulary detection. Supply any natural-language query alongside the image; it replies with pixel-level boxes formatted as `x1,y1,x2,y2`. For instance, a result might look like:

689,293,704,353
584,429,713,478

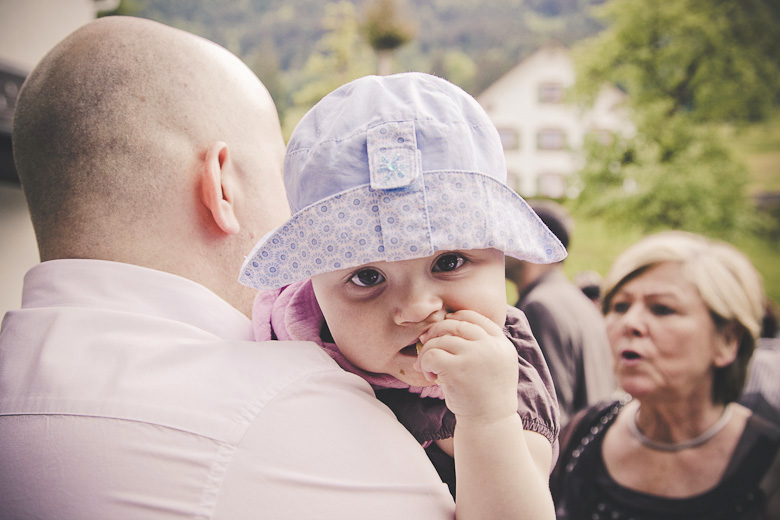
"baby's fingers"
415,346,457,382
420,310,502,344
446,309,505,336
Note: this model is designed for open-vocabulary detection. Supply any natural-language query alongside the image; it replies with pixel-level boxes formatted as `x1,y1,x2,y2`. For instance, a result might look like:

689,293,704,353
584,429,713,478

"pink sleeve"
251,287,282,341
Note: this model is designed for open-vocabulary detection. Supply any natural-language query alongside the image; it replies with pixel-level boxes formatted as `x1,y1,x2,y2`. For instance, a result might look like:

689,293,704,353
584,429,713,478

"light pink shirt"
0,260,455,519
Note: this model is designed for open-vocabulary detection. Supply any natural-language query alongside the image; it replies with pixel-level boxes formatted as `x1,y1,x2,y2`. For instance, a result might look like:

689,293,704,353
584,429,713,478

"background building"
477,42,633,198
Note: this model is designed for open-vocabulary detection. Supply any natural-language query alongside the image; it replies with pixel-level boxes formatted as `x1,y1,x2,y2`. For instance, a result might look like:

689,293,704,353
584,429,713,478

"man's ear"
201,141,240,235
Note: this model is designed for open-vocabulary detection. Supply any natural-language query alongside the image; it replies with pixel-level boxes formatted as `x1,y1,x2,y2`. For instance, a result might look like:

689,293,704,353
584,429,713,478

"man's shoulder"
133,337,366,442
1,303,367,445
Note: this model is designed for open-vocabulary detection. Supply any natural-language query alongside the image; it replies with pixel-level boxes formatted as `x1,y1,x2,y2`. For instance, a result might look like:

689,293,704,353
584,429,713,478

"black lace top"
551,398,780,520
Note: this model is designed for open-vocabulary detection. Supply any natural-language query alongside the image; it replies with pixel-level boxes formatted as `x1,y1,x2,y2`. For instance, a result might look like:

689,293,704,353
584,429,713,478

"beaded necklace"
629,403,733,452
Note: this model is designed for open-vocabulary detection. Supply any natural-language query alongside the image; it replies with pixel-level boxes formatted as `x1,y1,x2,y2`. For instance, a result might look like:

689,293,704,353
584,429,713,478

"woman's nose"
621,305,648,337
393,284,444,326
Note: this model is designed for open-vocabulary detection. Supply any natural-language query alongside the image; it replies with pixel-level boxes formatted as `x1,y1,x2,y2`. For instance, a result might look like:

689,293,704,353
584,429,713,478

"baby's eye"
350,268,385,287
433,253,466,273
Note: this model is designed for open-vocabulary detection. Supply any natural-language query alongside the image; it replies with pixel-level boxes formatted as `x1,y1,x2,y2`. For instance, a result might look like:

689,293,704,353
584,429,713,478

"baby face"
311,248,508,387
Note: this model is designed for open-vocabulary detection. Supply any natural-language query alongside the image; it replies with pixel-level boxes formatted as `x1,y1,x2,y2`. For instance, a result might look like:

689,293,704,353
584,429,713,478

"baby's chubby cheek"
479,305,507,328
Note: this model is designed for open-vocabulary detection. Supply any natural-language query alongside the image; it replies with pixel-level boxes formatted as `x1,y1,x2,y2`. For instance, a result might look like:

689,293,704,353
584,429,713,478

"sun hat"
239,72,566,290
528,199,573,250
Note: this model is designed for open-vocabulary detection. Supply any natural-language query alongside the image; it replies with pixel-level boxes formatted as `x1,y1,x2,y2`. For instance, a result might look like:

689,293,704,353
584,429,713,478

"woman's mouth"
619,350,643,366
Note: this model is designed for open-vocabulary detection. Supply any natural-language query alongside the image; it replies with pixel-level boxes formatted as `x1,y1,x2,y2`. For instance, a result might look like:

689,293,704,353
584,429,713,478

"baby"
240,73,564,518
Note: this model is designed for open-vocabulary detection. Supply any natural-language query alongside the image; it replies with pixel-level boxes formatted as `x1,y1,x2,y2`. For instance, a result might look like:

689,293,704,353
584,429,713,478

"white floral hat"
239,73,566,290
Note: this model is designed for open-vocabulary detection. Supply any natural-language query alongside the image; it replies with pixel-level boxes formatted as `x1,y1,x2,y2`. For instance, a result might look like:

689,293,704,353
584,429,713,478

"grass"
720,113,780,194
561,217,644,283
732,232,780,308
557,215,780,310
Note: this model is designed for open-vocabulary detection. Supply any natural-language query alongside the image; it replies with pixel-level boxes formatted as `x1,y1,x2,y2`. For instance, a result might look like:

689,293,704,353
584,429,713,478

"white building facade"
477,42,632,199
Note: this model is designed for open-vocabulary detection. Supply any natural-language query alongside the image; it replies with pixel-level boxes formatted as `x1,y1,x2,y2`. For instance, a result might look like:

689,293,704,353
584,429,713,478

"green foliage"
98,0,143,16
361,0,415,51
429,50,477,92
573,0,780,123
734,227,780,308
115,0,606,136
571,0,780,237
561,213,780,308
574,108,761,238
721,111,780,194
243,38,288,123
290,2,375,109
121,0,605,100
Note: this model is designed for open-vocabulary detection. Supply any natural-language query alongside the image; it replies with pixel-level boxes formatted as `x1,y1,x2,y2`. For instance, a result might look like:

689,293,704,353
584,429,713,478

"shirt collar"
21,259,252,341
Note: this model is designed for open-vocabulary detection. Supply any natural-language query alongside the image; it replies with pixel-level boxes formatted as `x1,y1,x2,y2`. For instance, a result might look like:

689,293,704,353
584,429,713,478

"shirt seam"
194,363,357,519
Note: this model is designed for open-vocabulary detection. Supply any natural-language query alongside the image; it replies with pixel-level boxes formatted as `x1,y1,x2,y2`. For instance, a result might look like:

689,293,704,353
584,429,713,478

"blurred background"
1,0,779,316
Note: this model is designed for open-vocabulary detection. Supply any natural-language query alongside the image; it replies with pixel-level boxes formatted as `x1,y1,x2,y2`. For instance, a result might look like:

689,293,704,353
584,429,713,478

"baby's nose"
393,287,444,325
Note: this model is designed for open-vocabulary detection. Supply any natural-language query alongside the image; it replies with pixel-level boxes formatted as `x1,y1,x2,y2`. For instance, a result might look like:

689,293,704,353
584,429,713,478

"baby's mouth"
400,340,423,357
400,344,418,356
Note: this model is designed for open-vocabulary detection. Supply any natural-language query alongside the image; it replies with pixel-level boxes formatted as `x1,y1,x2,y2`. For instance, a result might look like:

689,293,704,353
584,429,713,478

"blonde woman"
551,231,780,520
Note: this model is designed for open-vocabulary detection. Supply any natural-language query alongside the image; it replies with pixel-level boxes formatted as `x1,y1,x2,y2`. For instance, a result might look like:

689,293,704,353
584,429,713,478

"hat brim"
239,170,566,290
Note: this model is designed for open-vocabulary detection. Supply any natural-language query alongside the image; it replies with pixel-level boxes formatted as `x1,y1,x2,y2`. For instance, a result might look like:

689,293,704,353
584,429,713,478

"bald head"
13,16,289,314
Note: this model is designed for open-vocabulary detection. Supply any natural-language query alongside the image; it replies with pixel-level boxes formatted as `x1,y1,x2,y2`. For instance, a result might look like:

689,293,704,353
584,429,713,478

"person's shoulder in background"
740,337,780,427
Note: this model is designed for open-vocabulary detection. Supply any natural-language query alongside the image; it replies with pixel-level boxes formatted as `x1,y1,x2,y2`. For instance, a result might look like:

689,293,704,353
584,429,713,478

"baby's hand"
414,310,519,423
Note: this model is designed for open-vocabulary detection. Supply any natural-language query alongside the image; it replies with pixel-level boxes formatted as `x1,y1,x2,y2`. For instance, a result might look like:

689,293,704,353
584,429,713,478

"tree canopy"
573,0,780,123
571,0,780,237
362,0,415,52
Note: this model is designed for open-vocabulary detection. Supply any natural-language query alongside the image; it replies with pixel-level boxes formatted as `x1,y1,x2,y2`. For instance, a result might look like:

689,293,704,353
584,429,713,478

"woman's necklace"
629,403,734,452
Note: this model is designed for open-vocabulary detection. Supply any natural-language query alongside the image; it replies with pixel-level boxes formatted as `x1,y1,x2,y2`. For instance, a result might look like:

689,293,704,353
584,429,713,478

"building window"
537,172,567,199
497,128,519,150
536,128,566,150
538,82,564,104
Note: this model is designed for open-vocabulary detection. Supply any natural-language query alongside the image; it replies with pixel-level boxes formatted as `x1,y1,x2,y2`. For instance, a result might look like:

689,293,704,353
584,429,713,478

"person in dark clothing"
505,200,615,425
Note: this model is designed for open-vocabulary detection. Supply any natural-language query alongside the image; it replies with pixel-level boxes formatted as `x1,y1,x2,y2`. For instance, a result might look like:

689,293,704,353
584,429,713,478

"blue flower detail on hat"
368,121,419,190
378,153,408,183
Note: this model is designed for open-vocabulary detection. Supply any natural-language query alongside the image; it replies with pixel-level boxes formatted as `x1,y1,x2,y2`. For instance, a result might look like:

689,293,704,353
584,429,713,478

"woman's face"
604,261,738,403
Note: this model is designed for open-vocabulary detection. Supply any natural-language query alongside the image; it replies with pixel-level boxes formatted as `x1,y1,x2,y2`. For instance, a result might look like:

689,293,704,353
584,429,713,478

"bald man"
0,17,455,519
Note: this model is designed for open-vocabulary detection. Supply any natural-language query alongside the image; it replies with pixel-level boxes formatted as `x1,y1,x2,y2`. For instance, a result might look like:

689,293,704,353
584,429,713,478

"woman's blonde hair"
602,231,765,404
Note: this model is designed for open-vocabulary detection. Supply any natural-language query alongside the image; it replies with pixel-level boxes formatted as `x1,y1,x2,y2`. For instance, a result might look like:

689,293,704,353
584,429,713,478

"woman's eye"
651,304,674,316
433,253,466,273
611,301,630,313
349,269,385,287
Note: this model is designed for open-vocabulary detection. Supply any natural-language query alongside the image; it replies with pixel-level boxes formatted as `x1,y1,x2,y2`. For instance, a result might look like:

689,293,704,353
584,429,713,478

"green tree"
573,0,780,122
573,106,757,237
290,1,374,109
361,0,416,75
571,0,780,237
244,38,287,125
429,50,477,92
